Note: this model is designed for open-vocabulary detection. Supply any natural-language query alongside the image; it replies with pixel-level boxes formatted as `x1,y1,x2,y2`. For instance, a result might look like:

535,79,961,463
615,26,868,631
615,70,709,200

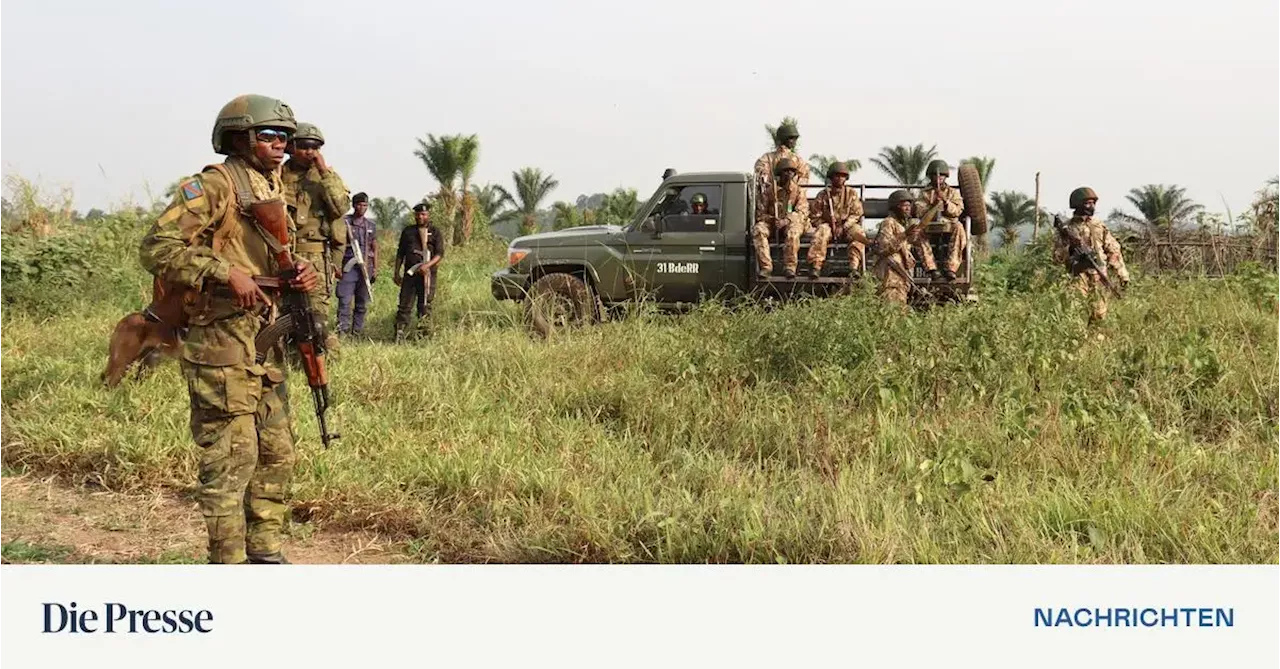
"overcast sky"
2,0,1277,220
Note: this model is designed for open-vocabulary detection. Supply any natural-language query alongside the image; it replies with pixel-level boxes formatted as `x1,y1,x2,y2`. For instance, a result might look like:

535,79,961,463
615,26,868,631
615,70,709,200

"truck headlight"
508,248,529,267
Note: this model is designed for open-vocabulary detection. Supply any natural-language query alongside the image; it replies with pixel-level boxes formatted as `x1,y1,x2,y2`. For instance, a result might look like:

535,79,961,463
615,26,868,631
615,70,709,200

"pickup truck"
492,167,985,336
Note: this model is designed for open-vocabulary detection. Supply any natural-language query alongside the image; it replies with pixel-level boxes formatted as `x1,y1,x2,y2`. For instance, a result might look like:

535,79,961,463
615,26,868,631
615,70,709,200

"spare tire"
958,163,988,235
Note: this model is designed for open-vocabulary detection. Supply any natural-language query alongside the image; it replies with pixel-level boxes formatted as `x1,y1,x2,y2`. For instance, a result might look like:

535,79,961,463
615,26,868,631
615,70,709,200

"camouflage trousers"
922,221,967,273
1070,271,1110,323
807,221,866,272
874,254,915,306
752,215,806,274
180,313,296,564
296,246,340,353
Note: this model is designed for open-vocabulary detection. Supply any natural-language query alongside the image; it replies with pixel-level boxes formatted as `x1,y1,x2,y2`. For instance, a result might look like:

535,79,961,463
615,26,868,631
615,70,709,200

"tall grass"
2,213,1276,563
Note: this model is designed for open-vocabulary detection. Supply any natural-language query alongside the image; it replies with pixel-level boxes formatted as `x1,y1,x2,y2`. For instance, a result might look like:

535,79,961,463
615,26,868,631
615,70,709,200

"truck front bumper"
491,269,529,301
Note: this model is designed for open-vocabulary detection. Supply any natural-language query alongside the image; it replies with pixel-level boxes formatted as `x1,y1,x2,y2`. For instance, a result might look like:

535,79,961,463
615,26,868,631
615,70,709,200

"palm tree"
596,188,640,226
454,134,480,246
471,183,507,224
413,134,461,236
960,156,996,187
987,191,1037,248
870,144,937,188
369,197,410,232
496,168,559,236
807,155,863,185
763,116,800,149
1108,184,1204,240
552,201,582,230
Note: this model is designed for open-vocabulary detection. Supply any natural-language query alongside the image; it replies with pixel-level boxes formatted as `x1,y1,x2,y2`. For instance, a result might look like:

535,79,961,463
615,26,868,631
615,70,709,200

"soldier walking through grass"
393,202,444,341
1053,187,1130,324
139,94,319,564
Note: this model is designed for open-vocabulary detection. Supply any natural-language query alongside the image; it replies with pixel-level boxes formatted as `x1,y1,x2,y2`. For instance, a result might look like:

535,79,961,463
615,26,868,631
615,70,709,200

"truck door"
624,184,725,304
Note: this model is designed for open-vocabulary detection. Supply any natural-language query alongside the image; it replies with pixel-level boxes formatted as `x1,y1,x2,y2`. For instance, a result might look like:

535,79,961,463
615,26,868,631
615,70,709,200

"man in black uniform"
393,202,444,341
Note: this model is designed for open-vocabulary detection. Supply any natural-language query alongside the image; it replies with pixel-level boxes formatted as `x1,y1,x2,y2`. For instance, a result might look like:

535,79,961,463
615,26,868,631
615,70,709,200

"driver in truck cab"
913,159,967,281
690,192,709,215
752,157,809,279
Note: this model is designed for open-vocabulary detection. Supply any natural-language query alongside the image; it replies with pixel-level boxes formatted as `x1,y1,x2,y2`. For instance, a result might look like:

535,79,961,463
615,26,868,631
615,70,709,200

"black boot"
247,552,291,565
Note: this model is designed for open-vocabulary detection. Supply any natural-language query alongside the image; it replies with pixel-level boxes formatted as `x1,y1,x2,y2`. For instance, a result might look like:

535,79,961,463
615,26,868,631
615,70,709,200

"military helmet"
212,94,297,155
888,190,912,207
691,193,707,205
1069,186,1099,210
773,157,799,176
826,161,851,178
294,122,325,144
925,159,950,179
774,124,800,143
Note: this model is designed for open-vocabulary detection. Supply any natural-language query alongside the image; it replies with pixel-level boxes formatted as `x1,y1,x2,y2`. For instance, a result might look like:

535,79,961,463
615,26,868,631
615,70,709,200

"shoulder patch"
181,180,204,201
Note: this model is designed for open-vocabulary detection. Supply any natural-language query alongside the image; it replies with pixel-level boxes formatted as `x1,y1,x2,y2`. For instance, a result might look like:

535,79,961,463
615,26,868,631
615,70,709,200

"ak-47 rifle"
250,199,340,449
345,233,374,298
1053,215,1123,299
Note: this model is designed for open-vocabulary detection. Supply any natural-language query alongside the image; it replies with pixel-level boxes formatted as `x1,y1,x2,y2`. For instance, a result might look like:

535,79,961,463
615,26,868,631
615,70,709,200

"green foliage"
870,144,937,187
807,155,863,185
1108,184,1205,239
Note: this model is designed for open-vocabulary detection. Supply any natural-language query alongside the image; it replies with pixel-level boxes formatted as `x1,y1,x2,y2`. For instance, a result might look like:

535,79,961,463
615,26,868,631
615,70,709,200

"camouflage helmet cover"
212,94,297,155
294,122,325,144
691,192,707,205
826,161,851,178
774,123,800,143
925,159,950,179
888,190,912,207
773,157,799,176
1069,187,1099,209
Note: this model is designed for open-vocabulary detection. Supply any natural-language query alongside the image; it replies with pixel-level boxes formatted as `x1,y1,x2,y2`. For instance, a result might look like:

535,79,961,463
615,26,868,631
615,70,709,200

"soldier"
1053,187,1130,323
336,192,376,338
806,161,868,278
753,122,811,193
752,157,809,279
281,122,351,351
393,202,445,341
690,192,708,215
913,159,967,280
872,190,924,306
139,94,320,564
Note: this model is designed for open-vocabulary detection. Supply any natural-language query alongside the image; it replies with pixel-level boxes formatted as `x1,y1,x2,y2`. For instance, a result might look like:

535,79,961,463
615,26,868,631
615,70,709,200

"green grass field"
2,225,1277,563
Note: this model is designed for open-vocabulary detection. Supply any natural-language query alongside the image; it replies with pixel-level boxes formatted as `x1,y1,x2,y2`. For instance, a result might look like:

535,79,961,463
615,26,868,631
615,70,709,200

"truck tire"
958,163,988,235
526,272,596,338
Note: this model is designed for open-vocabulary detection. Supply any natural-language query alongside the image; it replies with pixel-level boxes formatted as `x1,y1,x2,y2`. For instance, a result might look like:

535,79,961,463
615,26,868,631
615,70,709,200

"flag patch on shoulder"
181,180,204,201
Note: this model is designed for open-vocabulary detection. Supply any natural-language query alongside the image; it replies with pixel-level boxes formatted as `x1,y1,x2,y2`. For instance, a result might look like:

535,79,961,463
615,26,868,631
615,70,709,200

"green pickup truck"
492,167,985,335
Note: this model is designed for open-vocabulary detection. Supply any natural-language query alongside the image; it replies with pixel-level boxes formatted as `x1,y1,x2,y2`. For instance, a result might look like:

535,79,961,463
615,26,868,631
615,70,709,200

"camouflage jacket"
810,185,864,228
281,159,350,270
872,214,916,266
753,148,811,190
914,185,964,223
755,179,808,225
1052,215,1130,282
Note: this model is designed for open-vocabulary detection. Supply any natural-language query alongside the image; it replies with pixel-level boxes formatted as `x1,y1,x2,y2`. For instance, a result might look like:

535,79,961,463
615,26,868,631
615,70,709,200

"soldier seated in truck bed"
913,159,968,281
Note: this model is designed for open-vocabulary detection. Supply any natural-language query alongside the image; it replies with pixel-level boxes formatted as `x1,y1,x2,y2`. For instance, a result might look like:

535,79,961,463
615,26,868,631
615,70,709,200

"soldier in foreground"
281,122,351,351
1053,187,1129,323
752,157,809,279
393,202,445,341
871,190,925,306
913,160,966,280
139,94,319,564
806,161,868,278
336,192,377,338
753,123,810,192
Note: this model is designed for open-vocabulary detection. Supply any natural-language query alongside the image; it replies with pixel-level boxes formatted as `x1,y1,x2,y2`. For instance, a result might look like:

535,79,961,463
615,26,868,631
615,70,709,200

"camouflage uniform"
872,192,923,305
1053,215,1129,322
913,185,967,273
753,147,811,190
807,185,867,273
752,174,809,276
139,94,300,565
281,123,350,351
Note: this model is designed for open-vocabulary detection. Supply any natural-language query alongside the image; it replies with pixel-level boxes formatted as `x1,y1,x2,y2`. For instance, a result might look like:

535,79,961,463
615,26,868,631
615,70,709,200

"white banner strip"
2,565,1276,668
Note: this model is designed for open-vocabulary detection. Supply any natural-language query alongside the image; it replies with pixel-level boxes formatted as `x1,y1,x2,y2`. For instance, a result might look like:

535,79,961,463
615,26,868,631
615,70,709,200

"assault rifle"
1053,215,1123,299
345,233,374,298
250,199,340,448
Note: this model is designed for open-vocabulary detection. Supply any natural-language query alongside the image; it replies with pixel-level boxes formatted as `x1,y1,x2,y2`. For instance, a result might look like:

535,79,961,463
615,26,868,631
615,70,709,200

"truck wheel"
526,273,597,338
958,163,988,235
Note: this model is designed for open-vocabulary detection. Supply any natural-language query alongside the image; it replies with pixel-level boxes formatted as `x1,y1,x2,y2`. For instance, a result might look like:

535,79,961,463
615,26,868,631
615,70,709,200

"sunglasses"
255,128,292,145
294,139,322,150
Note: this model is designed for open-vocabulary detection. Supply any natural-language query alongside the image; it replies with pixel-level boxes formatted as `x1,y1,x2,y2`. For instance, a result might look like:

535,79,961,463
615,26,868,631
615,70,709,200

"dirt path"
0,474,410,564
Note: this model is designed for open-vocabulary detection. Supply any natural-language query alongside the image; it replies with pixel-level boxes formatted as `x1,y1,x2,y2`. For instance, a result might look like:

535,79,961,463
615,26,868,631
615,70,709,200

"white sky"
2,0,1277,219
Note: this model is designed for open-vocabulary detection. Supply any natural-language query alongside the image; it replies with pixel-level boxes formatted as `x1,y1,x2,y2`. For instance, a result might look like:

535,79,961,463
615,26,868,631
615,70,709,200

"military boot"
247,552,291,565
